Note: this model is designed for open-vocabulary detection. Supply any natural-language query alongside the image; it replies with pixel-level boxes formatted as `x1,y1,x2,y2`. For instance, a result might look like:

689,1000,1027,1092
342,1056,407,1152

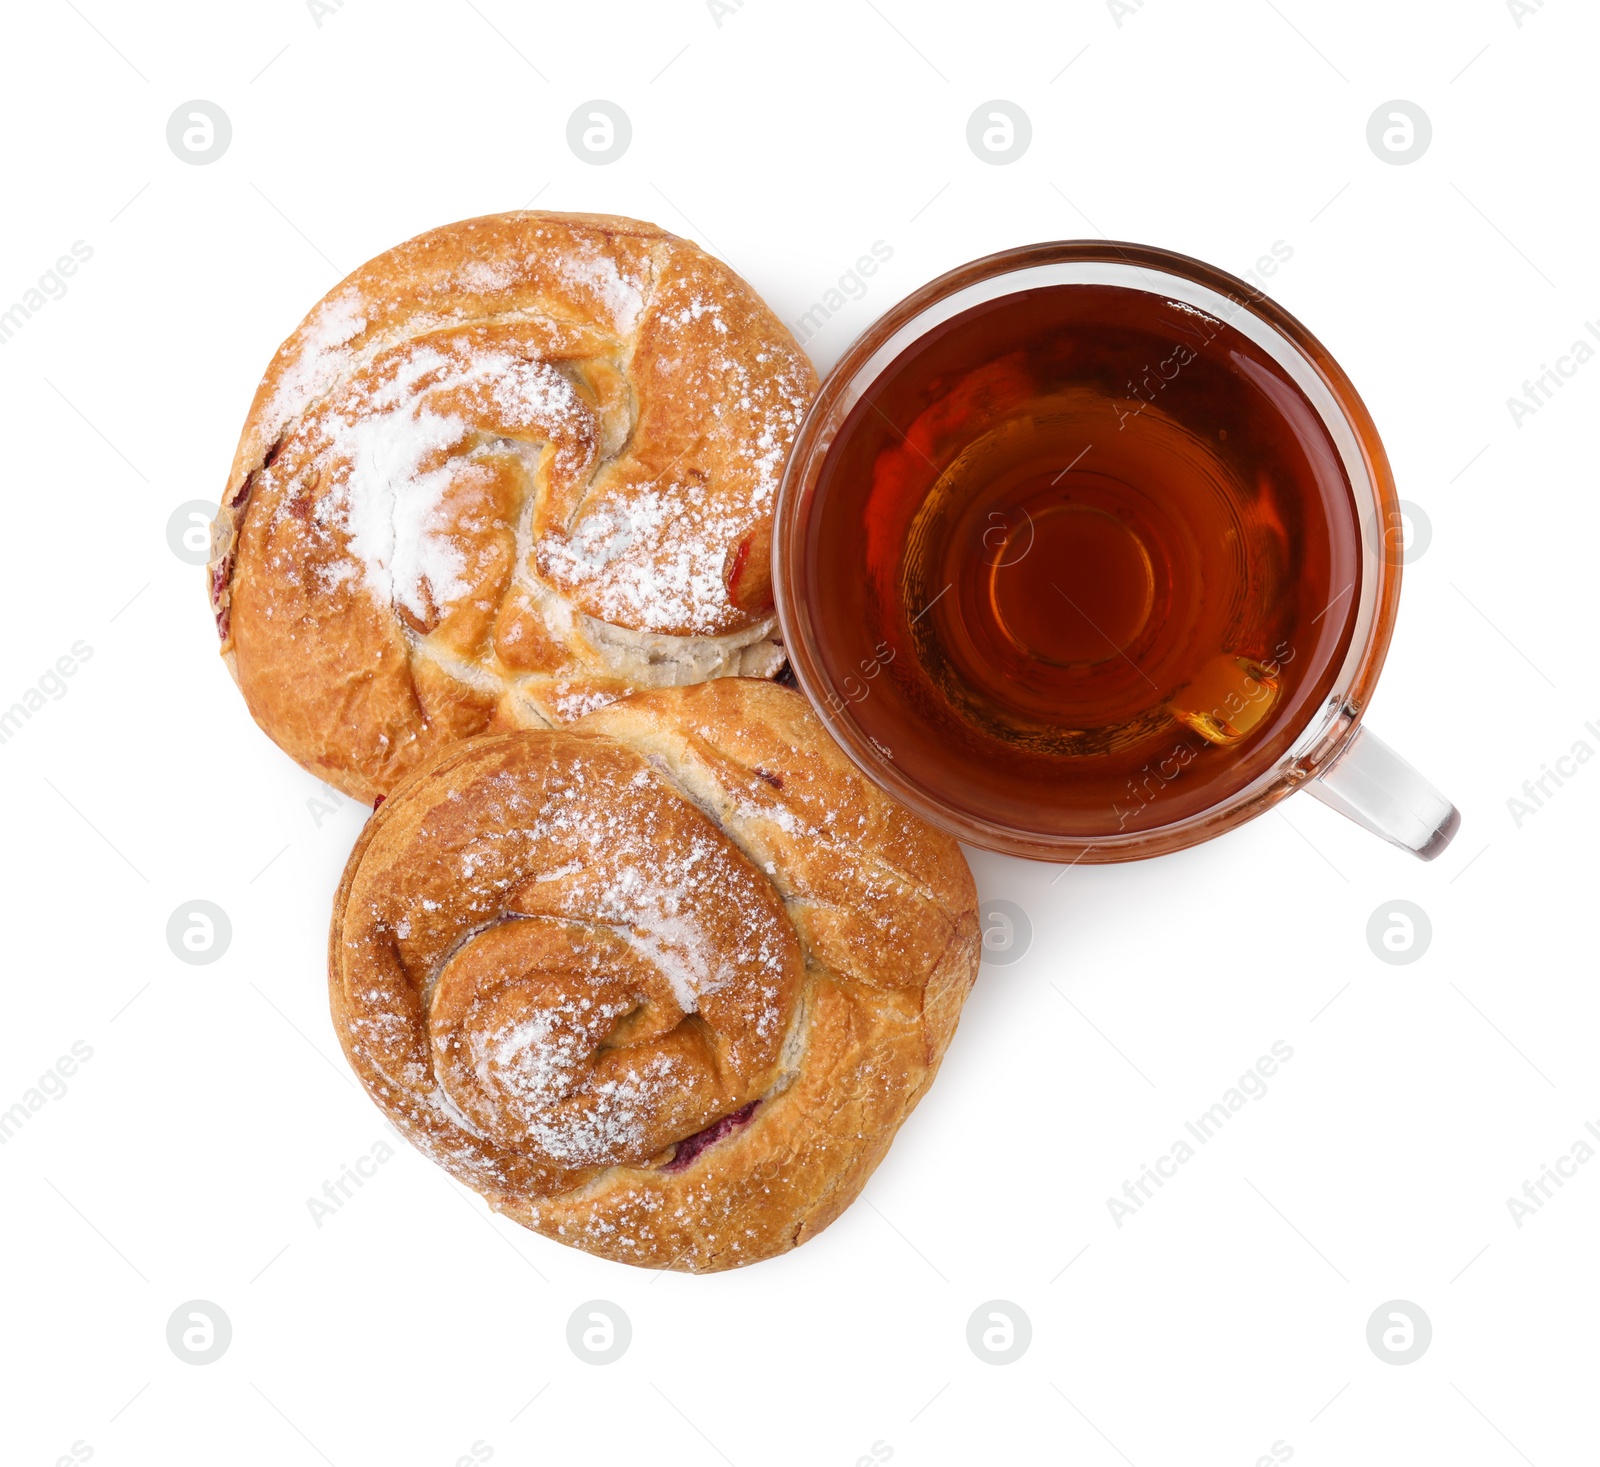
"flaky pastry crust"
211,211,817,801
328,680,980,1272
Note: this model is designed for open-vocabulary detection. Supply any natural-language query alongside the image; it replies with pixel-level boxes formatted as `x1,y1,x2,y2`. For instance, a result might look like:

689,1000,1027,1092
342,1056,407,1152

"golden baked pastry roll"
211,211,818,801
329,680,980,1272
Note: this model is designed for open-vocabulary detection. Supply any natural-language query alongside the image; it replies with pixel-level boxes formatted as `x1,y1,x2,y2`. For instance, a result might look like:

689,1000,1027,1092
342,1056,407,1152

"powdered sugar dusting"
548,686,621,721
541,486,733,632
456,255,521,293
316,341,585,621
327,356,472,620
228,220,810,778
534,284,813,634
330,679,980,1271
503,764,756,1017
261,289,368,443
464,993,687,1166
366,741,804,1178
557,246,644,333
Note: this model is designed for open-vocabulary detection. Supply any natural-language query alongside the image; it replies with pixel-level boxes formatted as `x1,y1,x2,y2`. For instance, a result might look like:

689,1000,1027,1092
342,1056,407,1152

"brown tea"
800,284,1363,840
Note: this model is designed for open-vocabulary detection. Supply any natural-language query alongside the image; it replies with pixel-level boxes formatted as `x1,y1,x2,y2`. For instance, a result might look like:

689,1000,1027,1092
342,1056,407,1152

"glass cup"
773,240,1460,864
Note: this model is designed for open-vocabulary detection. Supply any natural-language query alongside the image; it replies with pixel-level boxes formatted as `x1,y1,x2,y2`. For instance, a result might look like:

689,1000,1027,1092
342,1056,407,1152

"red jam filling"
662,1100,759,1173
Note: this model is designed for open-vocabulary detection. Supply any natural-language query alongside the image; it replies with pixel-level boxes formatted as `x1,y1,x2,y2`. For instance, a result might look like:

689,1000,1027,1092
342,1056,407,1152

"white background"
1,1,1596,1463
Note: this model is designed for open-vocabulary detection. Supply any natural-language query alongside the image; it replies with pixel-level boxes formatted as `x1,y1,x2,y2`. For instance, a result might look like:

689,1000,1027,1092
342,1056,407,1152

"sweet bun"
328,679,980,1272
211,211,818,801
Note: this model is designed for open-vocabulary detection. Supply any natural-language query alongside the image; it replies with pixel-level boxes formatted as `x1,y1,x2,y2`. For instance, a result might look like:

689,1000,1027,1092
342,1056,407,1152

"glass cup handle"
1306,725,1461,861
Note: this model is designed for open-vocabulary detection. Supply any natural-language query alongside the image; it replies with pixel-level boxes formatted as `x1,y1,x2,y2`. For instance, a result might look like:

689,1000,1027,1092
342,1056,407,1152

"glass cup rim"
772,239,1403,863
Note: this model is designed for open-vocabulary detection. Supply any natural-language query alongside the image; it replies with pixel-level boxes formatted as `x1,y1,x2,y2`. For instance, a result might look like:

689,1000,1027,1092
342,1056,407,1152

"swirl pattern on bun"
211,212,817,801
329,680,980,1272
